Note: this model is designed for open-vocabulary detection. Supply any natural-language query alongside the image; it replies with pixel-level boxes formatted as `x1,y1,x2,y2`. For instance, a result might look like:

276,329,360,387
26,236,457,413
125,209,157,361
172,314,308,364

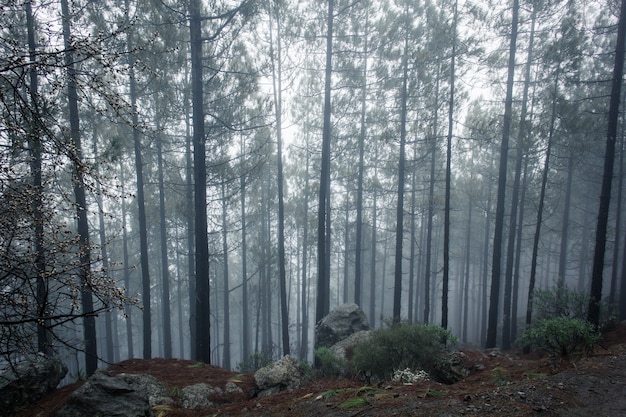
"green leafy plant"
351,323,457,380
187,361,206,368
533,283,614,328
314,347,347,377
299,359,314,378
338,397,369,409
533,285,590,321
236,352,273,373
522,371,547,380
516,316,601,358
321,389,341,399
490,366,509,384
169,385,181,397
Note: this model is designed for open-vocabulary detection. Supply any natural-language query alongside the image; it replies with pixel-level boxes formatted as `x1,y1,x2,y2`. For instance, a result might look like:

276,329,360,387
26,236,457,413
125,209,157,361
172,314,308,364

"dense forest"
1,0,625,379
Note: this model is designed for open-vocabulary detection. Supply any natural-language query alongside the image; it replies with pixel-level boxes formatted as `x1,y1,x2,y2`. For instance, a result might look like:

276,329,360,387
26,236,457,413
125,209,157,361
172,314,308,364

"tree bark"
442,0,458,330
393,30,409,324
502,4,534,350
526,73,559,332
61,0,98,375
486,0,519,349
316,0,334,328
190,0,211,363
119,160,134,358
588,0,626,328
240,136,250,362
269,1,290,356
220,172,231,369
157,131,172,359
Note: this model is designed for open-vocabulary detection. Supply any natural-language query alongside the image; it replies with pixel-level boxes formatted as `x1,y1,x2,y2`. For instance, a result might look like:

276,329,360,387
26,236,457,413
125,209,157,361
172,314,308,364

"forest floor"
15,322,626,417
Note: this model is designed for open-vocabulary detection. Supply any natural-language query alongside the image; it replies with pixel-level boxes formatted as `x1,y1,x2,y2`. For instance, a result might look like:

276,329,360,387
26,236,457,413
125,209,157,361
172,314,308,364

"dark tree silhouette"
588,0,626,329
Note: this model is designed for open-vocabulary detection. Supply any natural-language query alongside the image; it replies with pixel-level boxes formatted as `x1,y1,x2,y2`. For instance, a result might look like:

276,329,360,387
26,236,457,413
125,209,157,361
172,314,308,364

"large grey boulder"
0,354,67,415
315,303,371,349
56,370,169,417
329,330,372,362
117,373,171,407
254,355,305,397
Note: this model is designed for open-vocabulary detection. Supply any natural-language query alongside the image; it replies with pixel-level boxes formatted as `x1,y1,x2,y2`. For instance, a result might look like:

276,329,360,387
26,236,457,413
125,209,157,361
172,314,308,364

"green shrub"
532,282,614,327
533,285,589,321
516,316,600,358
236,352,273,373
314,347,347,377
350,323,456,380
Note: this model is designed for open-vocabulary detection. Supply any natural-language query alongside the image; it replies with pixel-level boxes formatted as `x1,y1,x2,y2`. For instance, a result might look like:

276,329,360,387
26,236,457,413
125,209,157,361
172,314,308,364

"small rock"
224,381,243,394
254,355,305,395
180,383,222,410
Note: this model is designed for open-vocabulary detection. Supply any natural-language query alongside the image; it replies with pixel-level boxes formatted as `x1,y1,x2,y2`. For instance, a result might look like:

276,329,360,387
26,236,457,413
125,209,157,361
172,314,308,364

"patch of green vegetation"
356,386,378,395
490,366,509,383
523,371,547,380
315,347,348,377
187,361,205,368
169,385,181,397
321,389,342,399
517,316,601,358
228,374,244,382
351,322,457,380
338,397,369,409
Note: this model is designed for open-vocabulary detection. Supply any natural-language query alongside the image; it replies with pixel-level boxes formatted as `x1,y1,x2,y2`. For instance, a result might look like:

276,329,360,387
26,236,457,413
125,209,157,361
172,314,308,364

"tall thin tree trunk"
486,0,519,349
184,67,196,359
190,0,211,363
512,154,530,341
526,73,559,333
369,179,378,328
588,0,626,328
408,158,418,324
94,139,114,363
300,132,310,360
609,134,623,308
480,157,493,344
174,226,185,357
157,131,172,359
343,195,350,303
355,11,370,308
557,151,574,293
124,0,151,360
220,175,231,369
393,30,409,324
502,4,535,350
61,0,97,375
462,202,472,342
119,160,134,358
269,1,290,356
316,0,334,329
26,0,52,356
424,64,442,325
240,136,250,362
442,0,458,331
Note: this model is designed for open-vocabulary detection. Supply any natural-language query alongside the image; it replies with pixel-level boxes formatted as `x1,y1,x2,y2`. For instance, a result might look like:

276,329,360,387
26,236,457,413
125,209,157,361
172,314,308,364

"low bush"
516,316,600,358
532,283,614,327
314,347,347,378
350,323,457,380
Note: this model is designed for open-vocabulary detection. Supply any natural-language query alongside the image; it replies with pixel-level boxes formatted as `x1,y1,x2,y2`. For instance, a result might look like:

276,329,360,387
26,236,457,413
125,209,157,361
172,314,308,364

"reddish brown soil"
14,323,626,417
